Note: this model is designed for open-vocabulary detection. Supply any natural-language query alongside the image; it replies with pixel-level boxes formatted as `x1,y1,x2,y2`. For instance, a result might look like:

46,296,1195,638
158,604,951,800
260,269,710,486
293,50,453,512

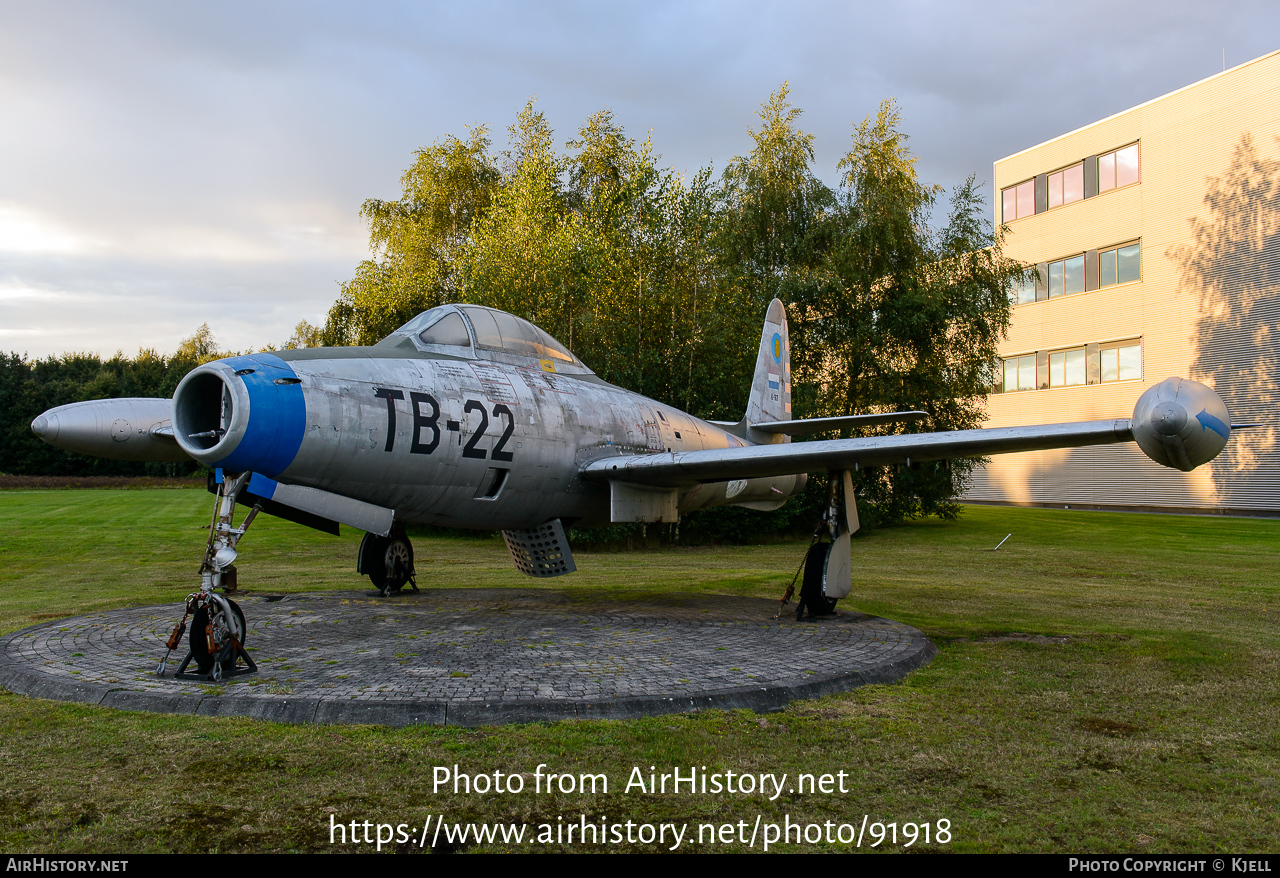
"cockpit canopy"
384,305,590,372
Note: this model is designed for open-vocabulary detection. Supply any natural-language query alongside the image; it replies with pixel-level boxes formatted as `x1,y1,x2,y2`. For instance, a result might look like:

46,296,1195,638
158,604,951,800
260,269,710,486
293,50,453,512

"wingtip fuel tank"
29,398,191,463
1131,377,1231,472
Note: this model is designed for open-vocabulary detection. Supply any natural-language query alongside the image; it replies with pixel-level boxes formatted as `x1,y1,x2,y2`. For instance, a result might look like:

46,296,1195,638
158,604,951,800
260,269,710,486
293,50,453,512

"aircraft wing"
581,419,1134,487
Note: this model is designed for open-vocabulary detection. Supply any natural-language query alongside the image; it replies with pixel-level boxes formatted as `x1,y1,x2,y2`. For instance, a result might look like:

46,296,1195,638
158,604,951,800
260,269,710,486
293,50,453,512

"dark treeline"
1,349,200,477
4,87,1021,539
0,324,316,478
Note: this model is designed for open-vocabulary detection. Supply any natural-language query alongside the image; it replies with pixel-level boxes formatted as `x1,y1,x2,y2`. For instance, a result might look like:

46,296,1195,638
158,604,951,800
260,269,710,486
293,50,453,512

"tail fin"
744,298,791,438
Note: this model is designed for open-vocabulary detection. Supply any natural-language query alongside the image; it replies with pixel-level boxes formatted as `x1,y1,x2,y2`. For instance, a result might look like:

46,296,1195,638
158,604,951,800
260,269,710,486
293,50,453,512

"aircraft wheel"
189,600,246,677
797,543,839,619
382,537,414,594
361,534,390,589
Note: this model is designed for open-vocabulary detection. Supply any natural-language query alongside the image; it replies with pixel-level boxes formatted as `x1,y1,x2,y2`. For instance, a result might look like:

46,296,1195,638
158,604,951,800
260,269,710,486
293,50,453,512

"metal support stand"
173,643,258,681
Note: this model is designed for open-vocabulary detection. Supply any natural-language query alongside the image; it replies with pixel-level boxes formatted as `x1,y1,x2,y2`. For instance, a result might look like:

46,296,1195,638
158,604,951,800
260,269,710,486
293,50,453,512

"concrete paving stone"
0,589,935,727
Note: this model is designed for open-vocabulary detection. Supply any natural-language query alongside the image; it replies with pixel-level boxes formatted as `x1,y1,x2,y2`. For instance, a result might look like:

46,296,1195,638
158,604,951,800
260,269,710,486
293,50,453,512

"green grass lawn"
1,488,1278,853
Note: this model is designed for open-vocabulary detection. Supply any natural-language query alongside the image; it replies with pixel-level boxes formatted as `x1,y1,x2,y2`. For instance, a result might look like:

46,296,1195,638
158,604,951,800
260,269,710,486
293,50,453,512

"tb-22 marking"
374,387,515,462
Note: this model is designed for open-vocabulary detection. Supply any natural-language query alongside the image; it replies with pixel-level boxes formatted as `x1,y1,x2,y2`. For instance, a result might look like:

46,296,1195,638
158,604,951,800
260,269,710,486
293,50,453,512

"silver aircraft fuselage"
27,299,1242,673
29,296,1242,621
211,345,798,531
160,302,803,535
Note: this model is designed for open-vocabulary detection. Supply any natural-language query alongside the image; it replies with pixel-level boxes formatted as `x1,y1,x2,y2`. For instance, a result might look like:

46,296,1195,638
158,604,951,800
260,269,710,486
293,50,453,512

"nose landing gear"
155,470,260,681
160,592,256,681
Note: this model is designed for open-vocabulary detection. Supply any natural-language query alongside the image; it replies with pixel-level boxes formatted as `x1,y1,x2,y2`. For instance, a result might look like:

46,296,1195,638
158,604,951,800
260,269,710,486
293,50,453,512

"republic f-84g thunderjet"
32,299,1239,679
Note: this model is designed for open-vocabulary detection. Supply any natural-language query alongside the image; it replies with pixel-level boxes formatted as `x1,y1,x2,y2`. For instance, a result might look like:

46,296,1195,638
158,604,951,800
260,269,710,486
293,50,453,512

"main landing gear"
779,470,859,621
797,541,840,618
358,530,418,596
156,471,259,681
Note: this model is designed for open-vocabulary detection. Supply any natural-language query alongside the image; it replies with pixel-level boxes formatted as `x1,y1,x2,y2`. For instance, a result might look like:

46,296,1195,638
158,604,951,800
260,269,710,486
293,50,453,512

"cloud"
0,203,107,255
2,0,1278,356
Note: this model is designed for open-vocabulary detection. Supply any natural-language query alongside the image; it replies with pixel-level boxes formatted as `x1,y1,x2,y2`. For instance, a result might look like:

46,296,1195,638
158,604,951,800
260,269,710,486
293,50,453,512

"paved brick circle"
0,590,936,726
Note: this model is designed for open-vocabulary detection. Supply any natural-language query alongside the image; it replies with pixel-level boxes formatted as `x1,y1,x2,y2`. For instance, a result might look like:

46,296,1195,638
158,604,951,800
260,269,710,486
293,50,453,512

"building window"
1001,179,1035,222
1023,241,1139,303
1099,242,1141,286
1048,348,1086,387
1003,355,1037,392
1047,162,1084,209
1098,143,1139,192
998,339,1141,392
1002,142,1140,222
1047,254,1085,298
1011,270,1036,304
1100,341,1141,382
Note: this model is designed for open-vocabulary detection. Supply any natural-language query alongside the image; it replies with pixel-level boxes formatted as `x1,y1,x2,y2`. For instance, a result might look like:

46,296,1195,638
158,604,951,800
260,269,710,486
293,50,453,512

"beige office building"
963,49,1280,515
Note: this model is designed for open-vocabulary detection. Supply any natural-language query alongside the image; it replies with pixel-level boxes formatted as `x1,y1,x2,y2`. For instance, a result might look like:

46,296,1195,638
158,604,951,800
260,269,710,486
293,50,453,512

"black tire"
360,534,390,589
798,543,839,619
189,600,246,677
363,534,413,593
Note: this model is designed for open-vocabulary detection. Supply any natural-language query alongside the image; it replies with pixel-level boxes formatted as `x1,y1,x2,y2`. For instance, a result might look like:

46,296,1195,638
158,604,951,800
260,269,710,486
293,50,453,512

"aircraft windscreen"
534,328,575,363
459,306,576,363
417,312,471,347
464,306,502,350
395,307,449,335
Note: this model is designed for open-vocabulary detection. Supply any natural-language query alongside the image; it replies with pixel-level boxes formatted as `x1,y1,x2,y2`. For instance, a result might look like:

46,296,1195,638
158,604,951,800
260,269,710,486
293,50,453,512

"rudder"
744,298,792,437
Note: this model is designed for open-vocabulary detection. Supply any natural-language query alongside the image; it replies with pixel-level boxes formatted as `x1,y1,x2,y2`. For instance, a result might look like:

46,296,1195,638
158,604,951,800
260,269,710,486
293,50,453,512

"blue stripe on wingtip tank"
213,353,306,478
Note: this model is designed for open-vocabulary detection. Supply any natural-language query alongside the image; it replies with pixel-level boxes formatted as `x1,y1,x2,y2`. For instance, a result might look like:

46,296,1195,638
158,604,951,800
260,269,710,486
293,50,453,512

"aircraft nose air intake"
172,353,307,478
1132,377,1230,472
30,414,54,439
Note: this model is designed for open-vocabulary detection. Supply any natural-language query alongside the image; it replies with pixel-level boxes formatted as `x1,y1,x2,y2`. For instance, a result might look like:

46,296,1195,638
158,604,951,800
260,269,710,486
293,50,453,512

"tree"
323,127,500,346
718,83,832,308
283,319,323,350
325,101,763,422
790,100,1018,522
174,324,225,364
321,93,1019,531
456,102,579,340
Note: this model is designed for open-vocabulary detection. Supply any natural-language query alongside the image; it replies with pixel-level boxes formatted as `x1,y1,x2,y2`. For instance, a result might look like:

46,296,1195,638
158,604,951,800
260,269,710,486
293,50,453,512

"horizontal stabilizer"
753,411,930,435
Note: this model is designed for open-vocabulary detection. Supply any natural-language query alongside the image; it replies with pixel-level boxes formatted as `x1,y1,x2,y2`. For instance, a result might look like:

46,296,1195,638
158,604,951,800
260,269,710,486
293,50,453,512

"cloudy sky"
2,1,1277,358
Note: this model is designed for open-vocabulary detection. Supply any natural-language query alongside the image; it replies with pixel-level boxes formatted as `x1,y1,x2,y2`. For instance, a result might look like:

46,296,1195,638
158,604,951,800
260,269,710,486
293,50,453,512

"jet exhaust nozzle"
1132,377,1231,472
